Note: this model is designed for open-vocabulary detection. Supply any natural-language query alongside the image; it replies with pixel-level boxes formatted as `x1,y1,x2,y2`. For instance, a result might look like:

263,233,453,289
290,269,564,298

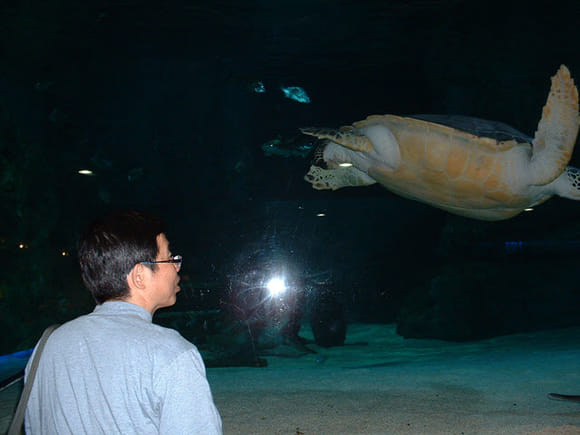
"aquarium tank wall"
1,0,579,366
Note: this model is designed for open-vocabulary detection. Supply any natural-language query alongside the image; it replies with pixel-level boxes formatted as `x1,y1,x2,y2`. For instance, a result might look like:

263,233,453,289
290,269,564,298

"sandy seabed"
208,324,580,434
2,324,579,434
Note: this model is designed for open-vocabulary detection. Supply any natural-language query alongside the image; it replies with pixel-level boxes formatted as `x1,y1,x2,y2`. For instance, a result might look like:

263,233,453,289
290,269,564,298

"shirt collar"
93,300,153,323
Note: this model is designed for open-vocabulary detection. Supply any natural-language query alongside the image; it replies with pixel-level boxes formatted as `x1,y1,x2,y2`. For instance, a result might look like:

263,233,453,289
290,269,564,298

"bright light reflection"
338,162,352,167
78,169,94,175
266,277,286,297
524,208,534,212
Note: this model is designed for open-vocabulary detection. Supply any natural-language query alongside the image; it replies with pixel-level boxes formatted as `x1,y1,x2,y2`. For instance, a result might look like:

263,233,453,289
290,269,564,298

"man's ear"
127,264,148,292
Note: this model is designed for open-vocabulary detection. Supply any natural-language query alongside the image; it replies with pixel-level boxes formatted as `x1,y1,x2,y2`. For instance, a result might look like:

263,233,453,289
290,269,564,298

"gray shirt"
25,301,222,434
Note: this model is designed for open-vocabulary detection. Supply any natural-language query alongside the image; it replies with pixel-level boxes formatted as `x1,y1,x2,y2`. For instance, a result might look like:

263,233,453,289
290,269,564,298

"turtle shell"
409,114,532,144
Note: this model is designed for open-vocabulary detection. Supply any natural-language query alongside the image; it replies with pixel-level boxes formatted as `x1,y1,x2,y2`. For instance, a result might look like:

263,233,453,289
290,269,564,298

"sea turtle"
302,65,580,221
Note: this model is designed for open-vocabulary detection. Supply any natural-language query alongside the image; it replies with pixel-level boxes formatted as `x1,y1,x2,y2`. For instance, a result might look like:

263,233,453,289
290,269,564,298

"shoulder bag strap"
7,324,60,435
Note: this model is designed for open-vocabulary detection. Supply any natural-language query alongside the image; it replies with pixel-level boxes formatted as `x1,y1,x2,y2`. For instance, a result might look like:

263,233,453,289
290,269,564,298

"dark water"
1,0,580,363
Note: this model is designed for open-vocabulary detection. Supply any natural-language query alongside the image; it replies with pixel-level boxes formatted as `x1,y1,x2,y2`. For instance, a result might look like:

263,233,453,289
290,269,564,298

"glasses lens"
173,255,182,270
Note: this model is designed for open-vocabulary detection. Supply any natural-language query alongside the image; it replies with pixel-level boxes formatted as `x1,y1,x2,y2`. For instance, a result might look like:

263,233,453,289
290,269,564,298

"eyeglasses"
140,255,182,271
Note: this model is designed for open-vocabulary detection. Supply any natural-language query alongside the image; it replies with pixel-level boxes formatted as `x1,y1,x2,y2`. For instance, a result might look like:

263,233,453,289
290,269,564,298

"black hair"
78,210,166,304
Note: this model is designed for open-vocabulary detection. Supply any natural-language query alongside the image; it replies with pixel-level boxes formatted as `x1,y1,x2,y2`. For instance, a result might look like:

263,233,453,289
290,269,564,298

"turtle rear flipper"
531,65,580,185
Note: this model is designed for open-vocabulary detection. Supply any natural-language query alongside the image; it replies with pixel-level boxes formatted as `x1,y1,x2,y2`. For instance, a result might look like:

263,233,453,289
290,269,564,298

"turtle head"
310,142,329,169
309,140,354,170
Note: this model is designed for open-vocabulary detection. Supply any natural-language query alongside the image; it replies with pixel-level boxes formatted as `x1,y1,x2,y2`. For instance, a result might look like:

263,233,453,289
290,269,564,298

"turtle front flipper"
300,127,375,153
531,64,580,185
304,165,376,190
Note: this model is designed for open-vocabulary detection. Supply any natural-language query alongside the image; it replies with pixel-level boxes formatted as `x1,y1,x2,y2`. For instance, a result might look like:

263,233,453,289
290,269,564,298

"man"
25,210,222,434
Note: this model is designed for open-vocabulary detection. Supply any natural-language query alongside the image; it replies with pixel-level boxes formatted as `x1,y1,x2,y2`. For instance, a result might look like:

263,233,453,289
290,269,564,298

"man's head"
78,210,167,304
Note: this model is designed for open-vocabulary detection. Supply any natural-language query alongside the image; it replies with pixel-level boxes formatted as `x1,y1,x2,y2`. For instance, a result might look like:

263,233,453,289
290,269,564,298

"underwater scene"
1,1,580,433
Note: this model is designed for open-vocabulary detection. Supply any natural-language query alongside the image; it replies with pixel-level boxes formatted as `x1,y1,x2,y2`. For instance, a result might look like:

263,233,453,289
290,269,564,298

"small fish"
250,80,266,93
262,135,316,158
280,86,311,103
127,167,144,182
262,138,283,156
315,355,327,364
234,160,247,174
